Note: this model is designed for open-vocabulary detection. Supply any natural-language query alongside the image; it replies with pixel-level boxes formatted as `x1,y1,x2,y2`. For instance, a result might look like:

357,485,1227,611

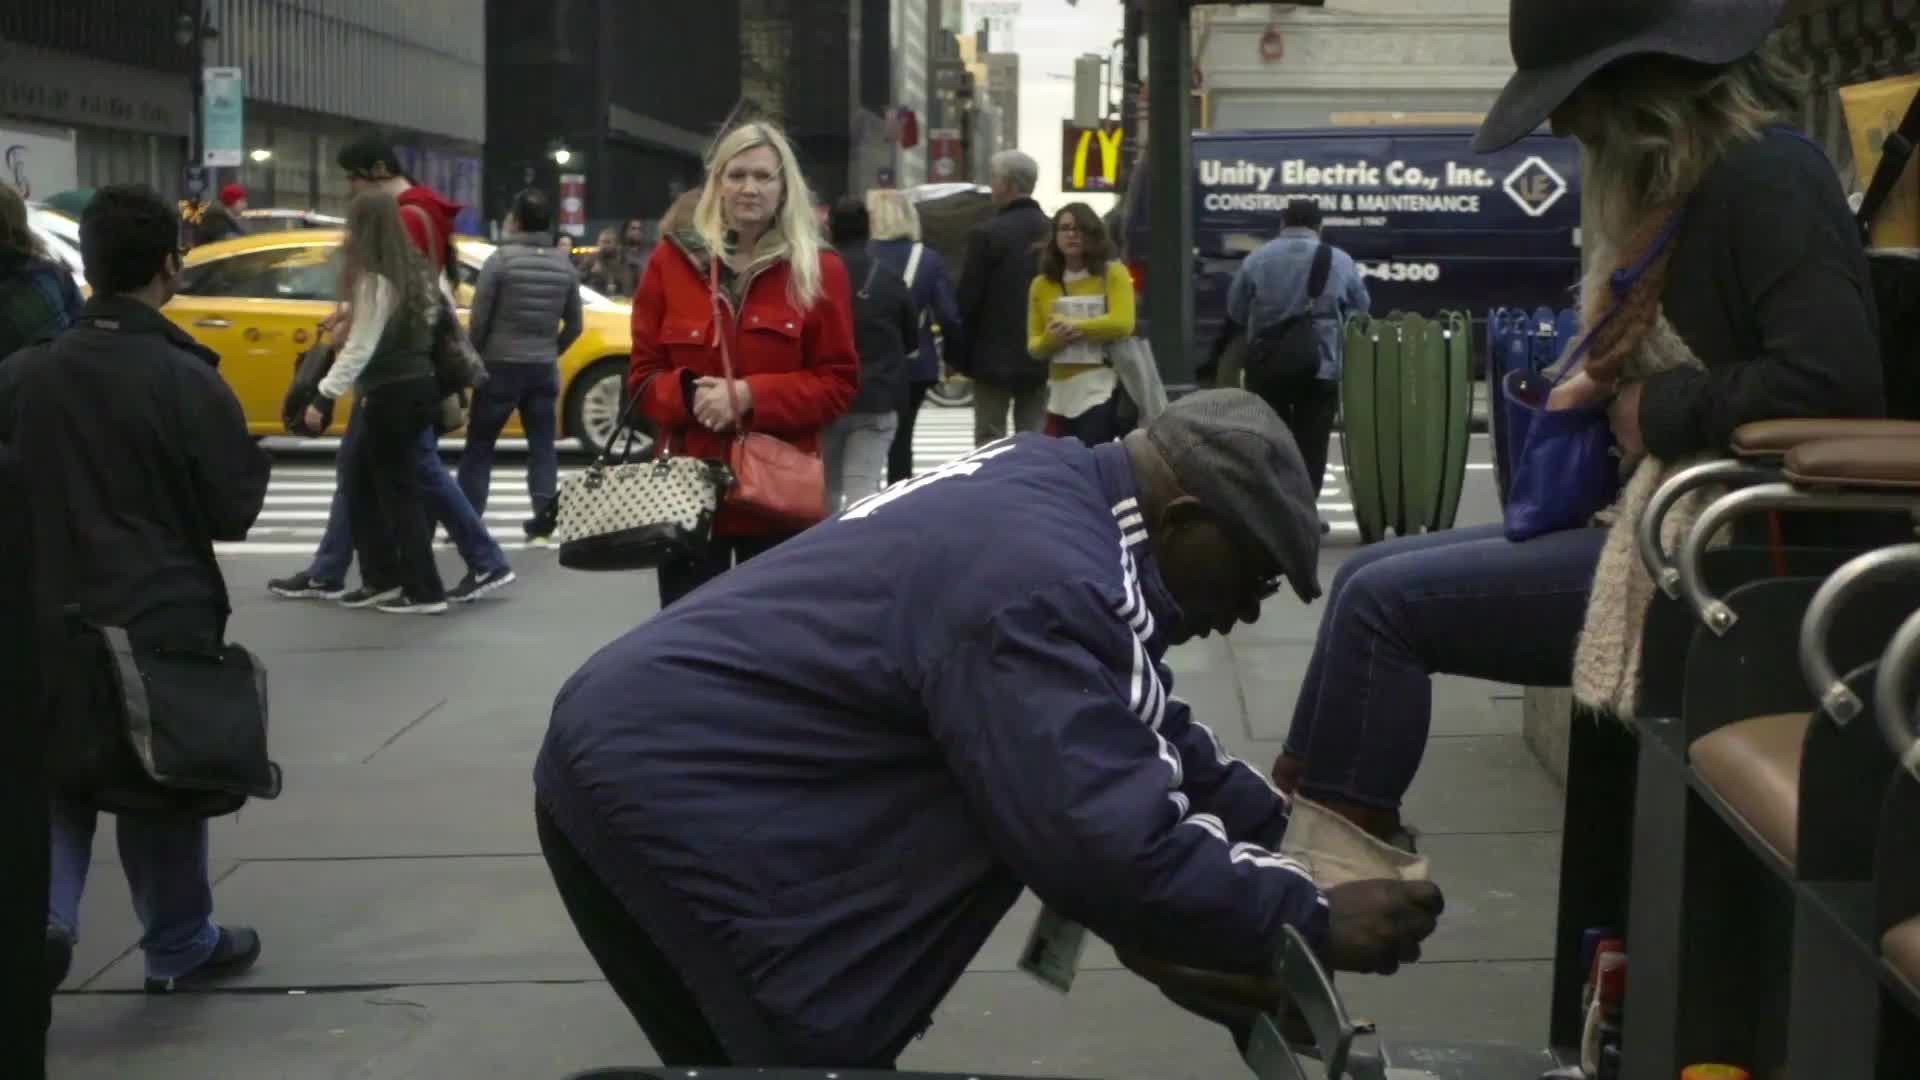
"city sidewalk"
45,485,1561,1080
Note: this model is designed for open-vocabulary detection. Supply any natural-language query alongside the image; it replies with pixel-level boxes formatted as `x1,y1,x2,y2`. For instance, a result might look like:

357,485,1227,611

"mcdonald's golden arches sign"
1061,120,1124,193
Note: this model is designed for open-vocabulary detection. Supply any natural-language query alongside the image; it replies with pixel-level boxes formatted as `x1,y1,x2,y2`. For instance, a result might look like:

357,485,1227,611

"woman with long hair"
0,185,84,363
625,122,859,607
1028,201,1136,445
306,192,449,614
1269,0,1884,846
867,188,965,484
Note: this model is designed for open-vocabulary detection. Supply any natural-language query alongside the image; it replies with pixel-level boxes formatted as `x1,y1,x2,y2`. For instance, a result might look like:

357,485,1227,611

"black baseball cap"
1146,389,1323,603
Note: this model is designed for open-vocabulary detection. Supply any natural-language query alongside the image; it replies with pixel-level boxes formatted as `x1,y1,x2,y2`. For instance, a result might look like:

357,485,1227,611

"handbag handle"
596,370,667,467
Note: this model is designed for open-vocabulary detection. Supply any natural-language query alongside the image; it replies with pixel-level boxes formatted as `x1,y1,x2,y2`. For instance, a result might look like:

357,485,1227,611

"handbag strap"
1547,207,1688,388
1858,88,1920,241
707,252,754,437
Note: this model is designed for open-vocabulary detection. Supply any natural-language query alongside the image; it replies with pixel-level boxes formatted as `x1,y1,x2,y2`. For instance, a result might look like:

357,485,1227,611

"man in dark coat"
0,185,271,997
955,149,1051,447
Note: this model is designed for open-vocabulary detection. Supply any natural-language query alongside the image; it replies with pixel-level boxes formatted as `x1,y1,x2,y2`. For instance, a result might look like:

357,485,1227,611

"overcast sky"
1002,0,1124,213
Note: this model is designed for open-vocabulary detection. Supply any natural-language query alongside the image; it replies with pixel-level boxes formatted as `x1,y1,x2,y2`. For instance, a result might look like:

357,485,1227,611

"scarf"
1565,209,1715,721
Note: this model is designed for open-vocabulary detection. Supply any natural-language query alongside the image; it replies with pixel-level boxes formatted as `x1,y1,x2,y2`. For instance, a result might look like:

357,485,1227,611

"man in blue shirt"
1213,199,1371,498
534,389,1443,1068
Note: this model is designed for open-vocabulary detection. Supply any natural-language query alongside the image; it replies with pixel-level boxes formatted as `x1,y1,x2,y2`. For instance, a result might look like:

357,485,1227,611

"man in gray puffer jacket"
458,188,583,540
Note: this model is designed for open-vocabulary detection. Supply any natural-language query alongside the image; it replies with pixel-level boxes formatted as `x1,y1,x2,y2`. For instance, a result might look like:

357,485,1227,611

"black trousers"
345,376,445,601
536,804,732,1066
1245,365,1340,497
887,380,934,485
656,533,790,609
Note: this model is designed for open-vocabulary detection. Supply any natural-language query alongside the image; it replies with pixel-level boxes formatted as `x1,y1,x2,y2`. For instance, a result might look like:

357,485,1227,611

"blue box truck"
1120,126,1583,376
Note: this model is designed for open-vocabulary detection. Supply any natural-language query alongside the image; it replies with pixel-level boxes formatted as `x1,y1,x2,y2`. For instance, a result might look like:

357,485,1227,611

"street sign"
202,66,245,167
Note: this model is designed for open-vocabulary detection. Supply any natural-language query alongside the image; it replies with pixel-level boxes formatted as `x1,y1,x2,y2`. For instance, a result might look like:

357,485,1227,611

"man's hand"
1323,879,1444,975
692,377,751,432
302,404,327,436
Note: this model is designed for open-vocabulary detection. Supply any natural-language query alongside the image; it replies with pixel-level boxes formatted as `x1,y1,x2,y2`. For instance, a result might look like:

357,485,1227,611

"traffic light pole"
1144,0,1195,388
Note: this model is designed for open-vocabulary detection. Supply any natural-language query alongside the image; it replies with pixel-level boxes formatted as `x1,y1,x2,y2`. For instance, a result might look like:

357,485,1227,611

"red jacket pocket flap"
660,317,711,346
740,311,803,340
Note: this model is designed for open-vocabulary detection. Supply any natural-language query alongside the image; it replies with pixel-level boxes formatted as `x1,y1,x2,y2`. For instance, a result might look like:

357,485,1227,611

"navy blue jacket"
534,435,1327,1066
871,238,964,385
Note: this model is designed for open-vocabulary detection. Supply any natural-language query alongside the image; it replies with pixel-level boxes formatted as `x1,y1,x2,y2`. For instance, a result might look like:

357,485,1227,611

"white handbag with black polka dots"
555,384,732,572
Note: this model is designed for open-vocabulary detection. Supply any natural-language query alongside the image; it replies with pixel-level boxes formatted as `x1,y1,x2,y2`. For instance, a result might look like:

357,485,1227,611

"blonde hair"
341,192,433,329
1561,45,1805,256
866,188,921,242
694,123,824,311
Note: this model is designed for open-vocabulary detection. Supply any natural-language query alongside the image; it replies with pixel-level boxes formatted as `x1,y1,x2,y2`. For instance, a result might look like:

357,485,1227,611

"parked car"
164,230,634,455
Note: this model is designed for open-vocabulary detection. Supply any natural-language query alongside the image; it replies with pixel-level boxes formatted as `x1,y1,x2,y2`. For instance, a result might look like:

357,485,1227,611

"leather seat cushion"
1783,436,1920,491
1885,915,1920,988
1690,712,1810,866
1733,419,1920,460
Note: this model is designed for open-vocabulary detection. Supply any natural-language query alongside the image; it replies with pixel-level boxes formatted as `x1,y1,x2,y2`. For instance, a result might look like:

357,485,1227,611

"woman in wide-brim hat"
1269,0,1886,845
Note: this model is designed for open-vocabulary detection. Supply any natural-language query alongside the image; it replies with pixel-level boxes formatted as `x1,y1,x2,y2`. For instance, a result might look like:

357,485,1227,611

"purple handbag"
1501,211,1686,542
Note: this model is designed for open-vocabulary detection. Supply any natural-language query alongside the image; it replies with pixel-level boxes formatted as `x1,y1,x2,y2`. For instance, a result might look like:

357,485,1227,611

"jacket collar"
1091,441,1183,646
1000,197,1042,216
76,294,221,366
507,231,556,249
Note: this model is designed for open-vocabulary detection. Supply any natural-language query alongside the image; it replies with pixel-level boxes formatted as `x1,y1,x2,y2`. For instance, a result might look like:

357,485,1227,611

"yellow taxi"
164,230,635,456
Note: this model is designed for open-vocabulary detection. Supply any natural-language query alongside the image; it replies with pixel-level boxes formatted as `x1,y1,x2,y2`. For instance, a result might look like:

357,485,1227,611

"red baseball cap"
219,183,248,207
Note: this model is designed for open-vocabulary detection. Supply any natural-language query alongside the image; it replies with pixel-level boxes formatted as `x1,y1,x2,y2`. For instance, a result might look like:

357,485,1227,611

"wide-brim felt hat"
1474,0,1785,154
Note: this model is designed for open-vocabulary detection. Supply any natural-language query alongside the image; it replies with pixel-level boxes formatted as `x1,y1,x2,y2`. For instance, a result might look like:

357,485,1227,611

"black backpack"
1245,242,1335,387
1858,88,1920,420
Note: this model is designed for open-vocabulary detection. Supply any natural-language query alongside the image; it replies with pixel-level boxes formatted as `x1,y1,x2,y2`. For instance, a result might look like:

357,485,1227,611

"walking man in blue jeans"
269,133,516,605
457,187,582,538
267,401,516,604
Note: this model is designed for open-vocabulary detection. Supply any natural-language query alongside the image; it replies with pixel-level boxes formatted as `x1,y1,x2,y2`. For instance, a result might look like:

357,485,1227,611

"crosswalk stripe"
222,404,1359,555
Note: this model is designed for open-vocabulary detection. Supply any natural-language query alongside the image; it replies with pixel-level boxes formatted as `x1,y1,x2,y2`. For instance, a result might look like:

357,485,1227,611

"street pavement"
45,412,1556,1080
231,405,1384,557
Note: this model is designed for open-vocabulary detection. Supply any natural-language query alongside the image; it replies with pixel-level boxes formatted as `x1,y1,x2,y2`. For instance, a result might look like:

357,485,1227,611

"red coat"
627,237,860,536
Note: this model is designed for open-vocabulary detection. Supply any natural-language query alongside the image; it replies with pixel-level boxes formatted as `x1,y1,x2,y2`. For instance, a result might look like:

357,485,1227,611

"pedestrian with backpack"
868,189,964,484
1213,198,1371,497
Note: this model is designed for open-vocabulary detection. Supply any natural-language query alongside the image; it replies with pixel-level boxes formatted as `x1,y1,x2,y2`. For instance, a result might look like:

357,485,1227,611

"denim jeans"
458,364,559,517
309,399,509,583
48,799,220,980
822,411,899,512
1282,522,1606,809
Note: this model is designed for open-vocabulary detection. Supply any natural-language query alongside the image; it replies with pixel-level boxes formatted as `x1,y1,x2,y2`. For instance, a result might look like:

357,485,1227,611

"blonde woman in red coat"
627,123,861,607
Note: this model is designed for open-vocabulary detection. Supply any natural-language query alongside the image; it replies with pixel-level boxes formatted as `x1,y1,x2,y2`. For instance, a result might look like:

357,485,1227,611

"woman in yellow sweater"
1027,202,1137,445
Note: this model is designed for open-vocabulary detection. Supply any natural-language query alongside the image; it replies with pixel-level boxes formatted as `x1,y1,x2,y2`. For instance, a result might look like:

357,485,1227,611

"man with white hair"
955,149,1052,446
